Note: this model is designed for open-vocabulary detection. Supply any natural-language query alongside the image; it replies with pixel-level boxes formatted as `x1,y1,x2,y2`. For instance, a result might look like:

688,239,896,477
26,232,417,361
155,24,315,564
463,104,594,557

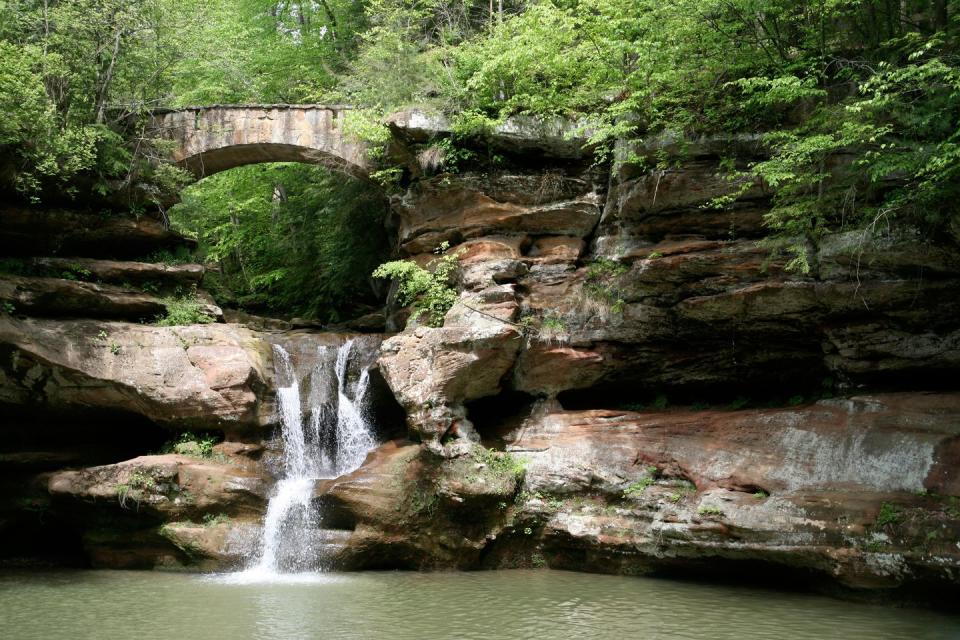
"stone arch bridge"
148,104,372,179
148,104,589,180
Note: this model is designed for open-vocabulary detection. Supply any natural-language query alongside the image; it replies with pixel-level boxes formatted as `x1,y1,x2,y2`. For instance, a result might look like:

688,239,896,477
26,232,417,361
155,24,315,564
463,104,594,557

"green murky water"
0,569,957,640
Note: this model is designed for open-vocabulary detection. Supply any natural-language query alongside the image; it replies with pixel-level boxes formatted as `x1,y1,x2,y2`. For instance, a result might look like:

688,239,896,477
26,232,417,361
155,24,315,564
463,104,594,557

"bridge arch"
148,105,371,179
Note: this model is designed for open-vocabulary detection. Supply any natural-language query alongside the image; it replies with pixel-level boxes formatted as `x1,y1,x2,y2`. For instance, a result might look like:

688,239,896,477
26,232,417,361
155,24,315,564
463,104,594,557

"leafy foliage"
372,243,462,327
4,0,960,282
154,293,214,326
161,432,219,458
0,0,194,200
170,163,389,321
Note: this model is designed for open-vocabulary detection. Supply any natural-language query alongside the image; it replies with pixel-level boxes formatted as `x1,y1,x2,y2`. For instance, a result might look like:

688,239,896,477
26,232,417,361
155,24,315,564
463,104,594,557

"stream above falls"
0,569,957,640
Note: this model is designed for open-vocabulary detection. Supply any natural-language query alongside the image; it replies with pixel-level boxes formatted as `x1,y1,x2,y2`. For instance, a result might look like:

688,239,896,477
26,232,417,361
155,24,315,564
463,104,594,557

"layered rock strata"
2,125,959,606
318,393,960,598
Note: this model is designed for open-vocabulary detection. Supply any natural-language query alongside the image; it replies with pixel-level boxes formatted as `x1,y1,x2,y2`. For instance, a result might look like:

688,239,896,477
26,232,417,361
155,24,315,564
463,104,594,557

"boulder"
0,317,273,435
157,520,261,570
378,298,522,448
316,440,521,569
48,454,267,520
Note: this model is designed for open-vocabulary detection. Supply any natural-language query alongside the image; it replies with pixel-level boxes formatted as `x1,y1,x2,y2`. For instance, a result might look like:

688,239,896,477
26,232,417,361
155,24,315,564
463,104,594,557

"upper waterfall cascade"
239,338,379,578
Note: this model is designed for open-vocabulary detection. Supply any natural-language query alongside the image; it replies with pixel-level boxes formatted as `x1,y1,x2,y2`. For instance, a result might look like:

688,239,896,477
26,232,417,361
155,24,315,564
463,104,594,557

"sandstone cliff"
1,127,958,605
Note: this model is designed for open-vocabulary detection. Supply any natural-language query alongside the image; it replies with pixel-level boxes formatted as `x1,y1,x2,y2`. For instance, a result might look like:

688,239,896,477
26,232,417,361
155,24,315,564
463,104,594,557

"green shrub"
373,243,462,328
472,447,527,481
876,502,902,527
154,295,214,326
162,432,219,458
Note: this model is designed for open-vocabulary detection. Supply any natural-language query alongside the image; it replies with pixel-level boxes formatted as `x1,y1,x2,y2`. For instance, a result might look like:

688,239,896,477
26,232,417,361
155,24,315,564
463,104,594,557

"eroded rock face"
318,393,960,595
46,453,265,569
0,316,272,436
30,257,205,288
379,298,522,449
0,206,192,259
504,394,960,592
0,275,222,322
48,454,266,520
393,173,604,254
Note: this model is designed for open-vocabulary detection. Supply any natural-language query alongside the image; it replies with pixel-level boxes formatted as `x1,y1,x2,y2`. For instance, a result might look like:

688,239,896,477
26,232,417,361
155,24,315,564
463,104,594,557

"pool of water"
0,569,957,640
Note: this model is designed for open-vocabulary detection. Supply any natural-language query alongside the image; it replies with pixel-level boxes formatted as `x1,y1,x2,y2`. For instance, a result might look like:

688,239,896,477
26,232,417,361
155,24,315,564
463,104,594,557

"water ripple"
0,569,957,640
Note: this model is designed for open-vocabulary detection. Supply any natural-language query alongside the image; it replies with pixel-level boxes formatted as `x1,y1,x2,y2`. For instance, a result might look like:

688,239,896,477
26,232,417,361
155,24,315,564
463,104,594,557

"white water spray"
237,338,379,579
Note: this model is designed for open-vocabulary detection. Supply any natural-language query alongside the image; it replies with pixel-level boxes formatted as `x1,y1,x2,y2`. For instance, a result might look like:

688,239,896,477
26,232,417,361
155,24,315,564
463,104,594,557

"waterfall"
238,338,379,579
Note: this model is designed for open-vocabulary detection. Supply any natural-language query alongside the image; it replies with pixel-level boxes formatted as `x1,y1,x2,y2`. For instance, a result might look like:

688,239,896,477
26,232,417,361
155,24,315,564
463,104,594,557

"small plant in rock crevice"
160,432,220,458
58,263,93,281
537,314,569,344
622,466,659,499
116,470,157,508
668,480,697,503
583,258,628,314
875,502,902,528
372,242,463,328
472,447,528,482
202,512,230,527
519,313,570,344
154,292,215,326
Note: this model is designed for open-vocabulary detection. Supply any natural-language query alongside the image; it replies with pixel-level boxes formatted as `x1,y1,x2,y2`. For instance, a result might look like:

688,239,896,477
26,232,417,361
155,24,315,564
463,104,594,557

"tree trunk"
94,28,123,124
933,0,948,30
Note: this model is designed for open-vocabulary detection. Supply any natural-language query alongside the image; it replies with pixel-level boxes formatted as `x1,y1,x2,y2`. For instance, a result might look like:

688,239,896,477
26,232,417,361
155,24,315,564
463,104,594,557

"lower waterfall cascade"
238,338,380,578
